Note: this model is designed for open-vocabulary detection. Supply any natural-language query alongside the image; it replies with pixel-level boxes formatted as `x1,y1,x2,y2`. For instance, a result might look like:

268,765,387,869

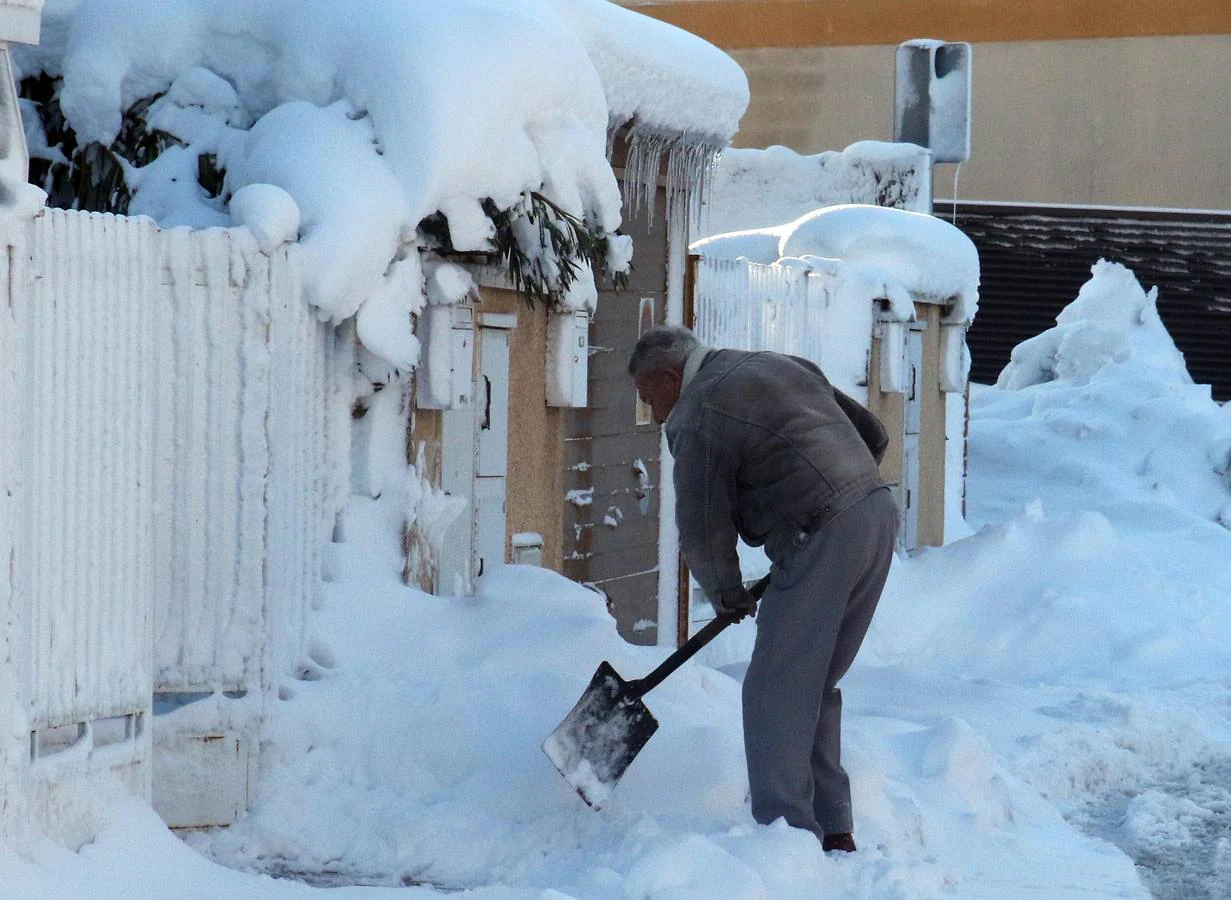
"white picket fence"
0,207,343,845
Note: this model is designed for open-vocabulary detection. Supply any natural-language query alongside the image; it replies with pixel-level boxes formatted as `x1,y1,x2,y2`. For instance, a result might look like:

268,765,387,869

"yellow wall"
728,36,1231,210
406,291,566,590
621,1,1231,210
621,0,1230,48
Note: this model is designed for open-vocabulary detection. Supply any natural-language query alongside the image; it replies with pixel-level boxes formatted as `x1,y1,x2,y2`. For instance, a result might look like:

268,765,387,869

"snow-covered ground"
4,260,1230,898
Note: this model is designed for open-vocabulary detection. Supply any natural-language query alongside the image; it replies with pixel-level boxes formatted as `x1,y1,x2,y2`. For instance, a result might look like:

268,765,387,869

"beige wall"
866,303,948,549
407,291,565,591
730,35,1231,209
485,290,566,575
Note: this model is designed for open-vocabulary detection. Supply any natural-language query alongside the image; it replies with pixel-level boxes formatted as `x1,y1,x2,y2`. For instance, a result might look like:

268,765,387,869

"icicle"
612,123,725,230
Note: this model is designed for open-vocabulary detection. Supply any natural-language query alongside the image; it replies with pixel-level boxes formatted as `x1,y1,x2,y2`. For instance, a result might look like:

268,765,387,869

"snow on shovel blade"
542,660,658,809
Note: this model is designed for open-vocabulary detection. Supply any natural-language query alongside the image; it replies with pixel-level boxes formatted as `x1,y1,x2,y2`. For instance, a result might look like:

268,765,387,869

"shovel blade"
542,661,659,809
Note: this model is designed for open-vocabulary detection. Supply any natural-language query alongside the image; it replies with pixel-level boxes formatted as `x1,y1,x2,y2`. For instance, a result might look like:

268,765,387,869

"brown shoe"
822,832,857,853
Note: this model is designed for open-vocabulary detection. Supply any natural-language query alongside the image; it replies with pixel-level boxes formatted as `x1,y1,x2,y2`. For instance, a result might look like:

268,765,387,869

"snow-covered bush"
15,0,747,367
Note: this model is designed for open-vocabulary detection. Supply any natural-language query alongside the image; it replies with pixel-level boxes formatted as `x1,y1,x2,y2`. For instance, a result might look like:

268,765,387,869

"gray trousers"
742,486,898,838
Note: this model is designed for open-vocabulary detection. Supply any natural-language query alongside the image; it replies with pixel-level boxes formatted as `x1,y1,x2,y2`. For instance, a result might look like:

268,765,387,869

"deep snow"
7,262,1231,897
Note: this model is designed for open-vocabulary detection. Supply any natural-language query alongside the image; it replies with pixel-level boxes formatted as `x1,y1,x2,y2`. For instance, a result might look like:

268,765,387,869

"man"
629,324,897,853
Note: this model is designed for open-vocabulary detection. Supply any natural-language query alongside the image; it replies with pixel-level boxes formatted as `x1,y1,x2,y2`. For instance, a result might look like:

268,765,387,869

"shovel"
543,575,770,809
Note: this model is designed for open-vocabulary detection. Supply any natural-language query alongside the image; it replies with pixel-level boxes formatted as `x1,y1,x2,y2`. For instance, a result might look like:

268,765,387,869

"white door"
902,434,921,552
436,323,513,591
905,326,924,436
900,326,925,552
474,326,510,578
438,398,475,596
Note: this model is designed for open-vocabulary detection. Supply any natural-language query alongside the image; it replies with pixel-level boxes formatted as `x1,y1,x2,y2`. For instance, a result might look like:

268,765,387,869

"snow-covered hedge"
16,0,748,368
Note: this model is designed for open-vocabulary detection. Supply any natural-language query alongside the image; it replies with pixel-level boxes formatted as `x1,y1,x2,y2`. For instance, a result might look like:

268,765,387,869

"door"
435,321,513,593
474,325,510,579
901,326,925,551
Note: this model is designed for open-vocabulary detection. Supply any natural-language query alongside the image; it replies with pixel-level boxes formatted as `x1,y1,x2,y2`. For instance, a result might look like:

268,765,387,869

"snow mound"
228,183,299,254
998,260,1191,389
867,501,1231,686
973,264,1231,532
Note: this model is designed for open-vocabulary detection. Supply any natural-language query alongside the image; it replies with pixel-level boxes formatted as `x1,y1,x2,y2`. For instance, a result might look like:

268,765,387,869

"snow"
228,183,299,254
698,142,933,240
542,0,746,141
692,204,981,323
17,0,745,365
16,260,1231,896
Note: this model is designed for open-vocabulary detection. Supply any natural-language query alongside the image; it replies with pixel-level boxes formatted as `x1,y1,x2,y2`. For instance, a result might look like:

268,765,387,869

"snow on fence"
16,210,158,734
692,255,878,400
693,256,826,361
151,227,334,697
0,207,340,843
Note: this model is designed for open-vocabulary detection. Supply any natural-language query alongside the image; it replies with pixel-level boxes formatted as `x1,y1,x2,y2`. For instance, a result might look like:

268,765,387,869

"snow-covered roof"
16,0,748,367
692,204,981,323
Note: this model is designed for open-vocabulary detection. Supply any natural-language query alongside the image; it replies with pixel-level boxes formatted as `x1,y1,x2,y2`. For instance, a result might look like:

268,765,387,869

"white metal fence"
691,255,879,403
16,210,156,731
0,207,340,844
693,256,826,361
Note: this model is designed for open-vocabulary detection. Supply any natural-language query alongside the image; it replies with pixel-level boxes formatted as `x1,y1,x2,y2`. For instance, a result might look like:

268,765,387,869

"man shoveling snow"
629,324,895,852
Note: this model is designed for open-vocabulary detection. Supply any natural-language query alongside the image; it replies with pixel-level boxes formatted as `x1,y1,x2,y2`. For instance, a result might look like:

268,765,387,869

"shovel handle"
631,574,771,698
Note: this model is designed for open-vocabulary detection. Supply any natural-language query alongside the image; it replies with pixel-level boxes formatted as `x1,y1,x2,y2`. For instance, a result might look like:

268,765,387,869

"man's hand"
714,586,759,622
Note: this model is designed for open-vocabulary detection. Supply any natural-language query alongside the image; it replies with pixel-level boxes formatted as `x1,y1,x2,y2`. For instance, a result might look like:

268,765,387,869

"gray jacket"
665,346,888,614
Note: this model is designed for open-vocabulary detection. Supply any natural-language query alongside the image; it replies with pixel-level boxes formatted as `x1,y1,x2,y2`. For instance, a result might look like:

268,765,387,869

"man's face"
633,369,682,425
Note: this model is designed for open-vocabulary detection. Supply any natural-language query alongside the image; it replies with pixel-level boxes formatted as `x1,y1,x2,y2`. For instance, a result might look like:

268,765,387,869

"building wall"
486,290,566,574
622,1,1231,210
563,186,669,645
866,302,948,549
729,36,1231,210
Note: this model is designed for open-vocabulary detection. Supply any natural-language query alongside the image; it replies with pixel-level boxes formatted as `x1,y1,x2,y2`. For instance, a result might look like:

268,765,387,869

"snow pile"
984,261,1231,529
868,500,1231,686
998,259,1191,389
698,141,933,240
18,0,747,365
692,203,981,322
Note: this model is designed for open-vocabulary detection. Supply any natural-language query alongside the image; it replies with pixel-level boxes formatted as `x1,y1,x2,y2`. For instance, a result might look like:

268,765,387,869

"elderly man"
629,324,897,852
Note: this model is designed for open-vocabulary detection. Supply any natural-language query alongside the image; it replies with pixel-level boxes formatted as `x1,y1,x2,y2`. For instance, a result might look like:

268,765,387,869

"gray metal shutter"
950,202,1231,401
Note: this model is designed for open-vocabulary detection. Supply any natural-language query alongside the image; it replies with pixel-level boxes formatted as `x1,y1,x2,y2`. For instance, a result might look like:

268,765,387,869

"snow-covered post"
0,0,44,846
0,2,43,215
656,192,692,646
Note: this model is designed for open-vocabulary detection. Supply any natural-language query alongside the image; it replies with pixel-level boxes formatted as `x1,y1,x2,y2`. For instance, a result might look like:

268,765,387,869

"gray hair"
628,325,699,377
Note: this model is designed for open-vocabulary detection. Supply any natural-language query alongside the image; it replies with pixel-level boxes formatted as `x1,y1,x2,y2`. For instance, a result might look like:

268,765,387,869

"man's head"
628,325,699,424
